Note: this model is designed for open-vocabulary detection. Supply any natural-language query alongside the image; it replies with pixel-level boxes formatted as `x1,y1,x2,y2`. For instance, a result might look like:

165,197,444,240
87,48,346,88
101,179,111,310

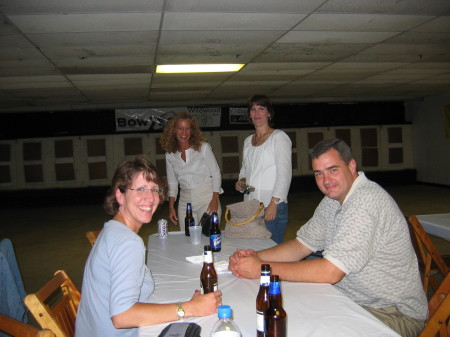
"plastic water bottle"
210,305,242,337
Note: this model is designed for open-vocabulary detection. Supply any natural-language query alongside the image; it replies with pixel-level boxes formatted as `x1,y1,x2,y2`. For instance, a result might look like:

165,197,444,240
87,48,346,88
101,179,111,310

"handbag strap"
225,203,265,226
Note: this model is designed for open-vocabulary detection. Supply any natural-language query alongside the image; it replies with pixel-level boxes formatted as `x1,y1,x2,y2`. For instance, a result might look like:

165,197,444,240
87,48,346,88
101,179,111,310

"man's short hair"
309,138,353,164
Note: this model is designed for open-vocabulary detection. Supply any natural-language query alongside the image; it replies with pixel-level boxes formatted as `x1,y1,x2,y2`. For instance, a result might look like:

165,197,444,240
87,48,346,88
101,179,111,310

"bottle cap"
217,305,232,319
261,264,270,271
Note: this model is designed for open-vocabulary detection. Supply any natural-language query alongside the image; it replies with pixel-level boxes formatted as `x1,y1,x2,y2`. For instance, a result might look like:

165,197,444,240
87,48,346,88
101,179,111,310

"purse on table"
199,212,212,237
224,199,272,239
158,322,201,337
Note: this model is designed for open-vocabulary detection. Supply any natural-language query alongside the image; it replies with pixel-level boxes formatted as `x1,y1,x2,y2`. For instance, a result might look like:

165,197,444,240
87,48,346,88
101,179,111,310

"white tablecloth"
417,213,450,241
140,232,400,337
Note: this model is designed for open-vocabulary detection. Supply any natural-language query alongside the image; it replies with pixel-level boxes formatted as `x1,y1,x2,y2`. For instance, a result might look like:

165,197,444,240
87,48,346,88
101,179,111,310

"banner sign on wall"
187,107,221,127
115,107,221,132
229,107,249,124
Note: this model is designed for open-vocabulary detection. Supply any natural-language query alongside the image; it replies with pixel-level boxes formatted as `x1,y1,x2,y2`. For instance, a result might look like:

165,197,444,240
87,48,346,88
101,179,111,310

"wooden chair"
419,273,450,337
0,313,56,337
407,215,449,296
85,230,101,246
24,270,81,337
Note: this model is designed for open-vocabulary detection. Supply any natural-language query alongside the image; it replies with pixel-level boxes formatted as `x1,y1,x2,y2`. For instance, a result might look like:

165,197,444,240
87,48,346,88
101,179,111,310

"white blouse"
165,142,222,198
239,129,292,206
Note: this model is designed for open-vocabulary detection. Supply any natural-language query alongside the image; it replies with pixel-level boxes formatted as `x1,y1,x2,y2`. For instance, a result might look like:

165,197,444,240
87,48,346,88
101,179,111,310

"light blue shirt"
75,220,154,337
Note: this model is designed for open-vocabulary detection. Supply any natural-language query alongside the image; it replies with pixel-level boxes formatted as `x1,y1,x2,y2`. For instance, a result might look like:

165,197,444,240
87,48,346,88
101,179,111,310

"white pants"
177,184,222,231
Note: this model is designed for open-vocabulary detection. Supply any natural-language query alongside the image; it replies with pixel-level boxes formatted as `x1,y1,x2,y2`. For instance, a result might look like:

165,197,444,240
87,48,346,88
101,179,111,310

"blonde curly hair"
159,112,207,153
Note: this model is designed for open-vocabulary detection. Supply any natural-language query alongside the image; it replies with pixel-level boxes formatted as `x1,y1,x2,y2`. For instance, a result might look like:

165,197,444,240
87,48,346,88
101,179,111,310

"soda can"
158,219,168,239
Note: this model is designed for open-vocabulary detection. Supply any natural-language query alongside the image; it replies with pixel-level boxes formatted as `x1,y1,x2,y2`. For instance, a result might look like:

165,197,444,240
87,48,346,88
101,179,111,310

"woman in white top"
235,95,292,244
160,112,222,229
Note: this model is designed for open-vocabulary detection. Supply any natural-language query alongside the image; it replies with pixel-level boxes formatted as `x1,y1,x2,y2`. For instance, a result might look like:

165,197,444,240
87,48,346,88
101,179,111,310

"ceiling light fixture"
156,64,245,74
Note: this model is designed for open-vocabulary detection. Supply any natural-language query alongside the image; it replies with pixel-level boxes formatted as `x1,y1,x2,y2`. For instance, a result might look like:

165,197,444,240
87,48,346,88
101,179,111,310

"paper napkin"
185,255,230,274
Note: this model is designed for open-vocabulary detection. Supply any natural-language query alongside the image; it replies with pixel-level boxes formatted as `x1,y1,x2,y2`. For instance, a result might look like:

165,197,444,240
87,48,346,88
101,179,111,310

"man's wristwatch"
176,302,185,320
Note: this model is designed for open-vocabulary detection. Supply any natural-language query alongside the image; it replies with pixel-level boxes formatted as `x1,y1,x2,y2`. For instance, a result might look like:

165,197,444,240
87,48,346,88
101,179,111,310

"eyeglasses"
126,186,161,196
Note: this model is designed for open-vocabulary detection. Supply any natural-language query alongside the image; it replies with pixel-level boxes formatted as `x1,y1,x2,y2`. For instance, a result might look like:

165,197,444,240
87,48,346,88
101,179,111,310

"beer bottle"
209,212,221,252
200,245,218,294
264,275,287,337
256,264,271,337
185,203,195,236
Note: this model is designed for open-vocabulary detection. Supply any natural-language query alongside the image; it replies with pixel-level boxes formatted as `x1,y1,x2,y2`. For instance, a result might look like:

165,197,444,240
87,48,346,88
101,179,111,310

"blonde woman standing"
160,112,223,229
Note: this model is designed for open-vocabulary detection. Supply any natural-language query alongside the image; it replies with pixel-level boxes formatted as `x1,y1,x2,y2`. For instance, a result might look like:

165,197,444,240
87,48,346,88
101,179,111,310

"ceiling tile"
257,43,372,62
412,16,450,32
159,30,282,45
0,0,165,13
52,56,153,68
278,31,397,44
156,43,261,64
317,0,450,15
162,13,307,30
294,13,432,31
40,45,156,59
386,32,450,44
8,13,162,33
166,0,321,13
26,31,159,48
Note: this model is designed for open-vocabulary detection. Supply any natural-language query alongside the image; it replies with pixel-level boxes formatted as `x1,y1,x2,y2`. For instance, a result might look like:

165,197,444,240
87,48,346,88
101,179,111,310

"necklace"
253,128,272,146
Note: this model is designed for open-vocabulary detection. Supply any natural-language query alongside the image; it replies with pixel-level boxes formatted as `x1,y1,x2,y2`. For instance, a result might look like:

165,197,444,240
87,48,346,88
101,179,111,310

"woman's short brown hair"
247,94,275,127
103,156,167,215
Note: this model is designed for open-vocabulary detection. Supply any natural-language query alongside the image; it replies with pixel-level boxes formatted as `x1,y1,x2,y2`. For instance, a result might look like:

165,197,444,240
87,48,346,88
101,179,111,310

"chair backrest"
419,273,450,337
85,230,101,246
24,270,81,337
407,215,449,295
0,313,56,337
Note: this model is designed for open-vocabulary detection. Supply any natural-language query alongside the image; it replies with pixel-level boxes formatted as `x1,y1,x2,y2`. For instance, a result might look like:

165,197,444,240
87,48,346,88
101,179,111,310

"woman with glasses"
160,112,223,229
75,156,221,337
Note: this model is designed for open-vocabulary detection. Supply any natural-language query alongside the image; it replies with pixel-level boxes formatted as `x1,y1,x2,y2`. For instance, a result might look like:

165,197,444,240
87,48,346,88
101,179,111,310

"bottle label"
210,234,221,249
200,282,218,294
256,311,265,332
203,250,213,263
260,275,270,286
269,281,281,295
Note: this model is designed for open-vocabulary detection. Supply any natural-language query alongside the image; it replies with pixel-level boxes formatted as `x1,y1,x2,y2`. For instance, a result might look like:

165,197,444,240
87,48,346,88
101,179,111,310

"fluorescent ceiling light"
156,64,245,74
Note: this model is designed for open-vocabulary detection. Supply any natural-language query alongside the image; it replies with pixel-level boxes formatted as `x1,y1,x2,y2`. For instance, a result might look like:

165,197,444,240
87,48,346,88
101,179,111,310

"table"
417,213,450,241
140,232,400,337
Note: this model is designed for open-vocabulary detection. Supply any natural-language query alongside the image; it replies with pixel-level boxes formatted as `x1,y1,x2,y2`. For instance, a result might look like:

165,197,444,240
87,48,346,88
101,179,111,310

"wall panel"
0,125,413,191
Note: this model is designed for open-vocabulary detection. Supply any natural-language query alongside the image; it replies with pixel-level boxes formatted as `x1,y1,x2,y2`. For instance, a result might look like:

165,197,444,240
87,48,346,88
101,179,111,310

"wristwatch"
176,302,185,320
271,198,281,205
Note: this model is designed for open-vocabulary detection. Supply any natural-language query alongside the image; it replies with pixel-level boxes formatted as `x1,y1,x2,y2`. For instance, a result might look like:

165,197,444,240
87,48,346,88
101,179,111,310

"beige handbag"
224,200,272,239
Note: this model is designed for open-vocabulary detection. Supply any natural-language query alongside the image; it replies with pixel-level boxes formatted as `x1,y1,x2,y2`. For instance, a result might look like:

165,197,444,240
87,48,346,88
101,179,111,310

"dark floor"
1,183,450,296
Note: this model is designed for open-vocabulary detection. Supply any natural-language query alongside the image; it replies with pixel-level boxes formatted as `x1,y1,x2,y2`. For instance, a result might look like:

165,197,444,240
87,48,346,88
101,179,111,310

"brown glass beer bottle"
185,202,194,236
264,275,287,337
200,245,218,294
256,264,271,337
